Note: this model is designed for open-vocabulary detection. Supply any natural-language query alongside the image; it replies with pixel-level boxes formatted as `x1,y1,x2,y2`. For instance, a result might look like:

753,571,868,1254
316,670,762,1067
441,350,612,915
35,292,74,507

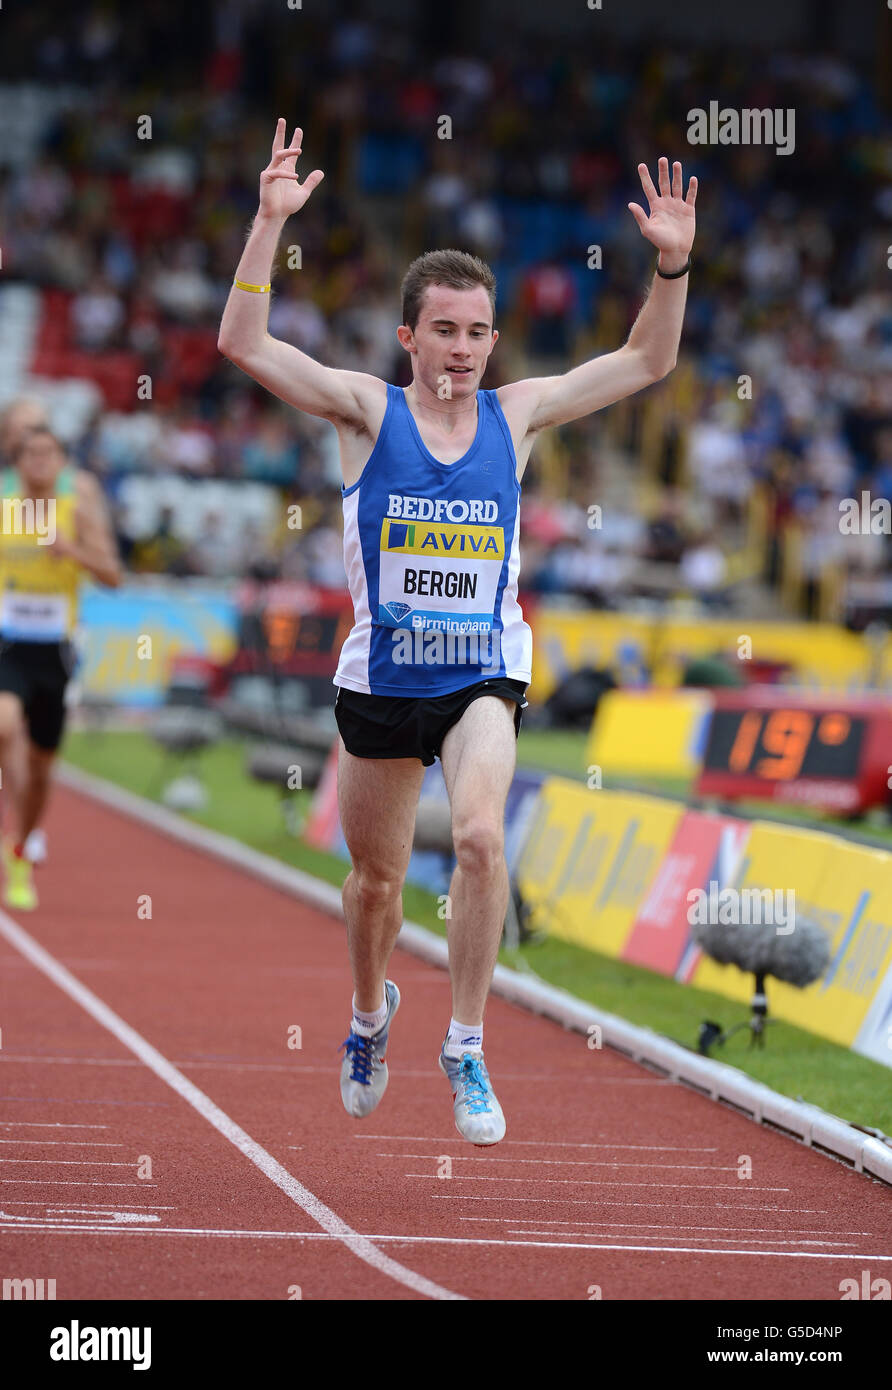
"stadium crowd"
0,4,889,620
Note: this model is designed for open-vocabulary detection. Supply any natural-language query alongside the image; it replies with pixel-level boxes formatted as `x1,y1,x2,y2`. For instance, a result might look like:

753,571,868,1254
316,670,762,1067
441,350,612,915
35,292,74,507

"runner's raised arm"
217,118,379,428
500,157,697,436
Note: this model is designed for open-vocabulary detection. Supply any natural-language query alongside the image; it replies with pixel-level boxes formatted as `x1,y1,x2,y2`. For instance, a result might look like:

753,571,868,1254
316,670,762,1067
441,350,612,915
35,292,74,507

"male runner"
0,398,50,463
218,119,696,1144
0,396,53,862
0,425,121,908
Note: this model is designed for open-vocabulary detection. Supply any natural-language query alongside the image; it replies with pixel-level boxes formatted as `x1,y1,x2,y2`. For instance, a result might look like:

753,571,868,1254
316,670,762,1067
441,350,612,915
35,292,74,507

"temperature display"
703,708,865,782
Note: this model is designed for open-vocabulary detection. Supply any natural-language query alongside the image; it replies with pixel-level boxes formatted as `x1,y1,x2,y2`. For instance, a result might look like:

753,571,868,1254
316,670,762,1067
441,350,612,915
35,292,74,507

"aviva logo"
381,519,504,559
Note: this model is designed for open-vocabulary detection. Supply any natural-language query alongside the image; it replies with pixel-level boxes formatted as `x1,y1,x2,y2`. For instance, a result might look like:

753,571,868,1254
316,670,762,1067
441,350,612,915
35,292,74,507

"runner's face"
2,403,47,457
17,436,66,492
410,285,497,397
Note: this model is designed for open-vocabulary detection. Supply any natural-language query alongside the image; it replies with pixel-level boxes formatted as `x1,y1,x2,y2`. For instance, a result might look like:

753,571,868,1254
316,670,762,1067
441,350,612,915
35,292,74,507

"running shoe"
339,980,400,1118
439,1046,506,1146
2,841,37,911
23,828,47,864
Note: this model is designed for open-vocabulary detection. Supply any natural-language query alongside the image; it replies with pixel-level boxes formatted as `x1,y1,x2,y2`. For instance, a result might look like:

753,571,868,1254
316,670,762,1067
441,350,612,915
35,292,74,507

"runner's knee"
0,695,26,743
452,819,504,875
347,865,405,907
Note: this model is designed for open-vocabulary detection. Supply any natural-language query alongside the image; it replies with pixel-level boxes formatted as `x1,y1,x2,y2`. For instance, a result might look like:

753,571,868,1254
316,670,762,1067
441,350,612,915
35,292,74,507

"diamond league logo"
384,601,412,622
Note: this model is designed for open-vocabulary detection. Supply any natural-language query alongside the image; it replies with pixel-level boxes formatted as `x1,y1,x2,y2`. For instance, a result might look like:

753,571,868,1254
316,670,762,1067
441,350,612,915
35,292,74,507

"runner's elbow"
217,327,251,363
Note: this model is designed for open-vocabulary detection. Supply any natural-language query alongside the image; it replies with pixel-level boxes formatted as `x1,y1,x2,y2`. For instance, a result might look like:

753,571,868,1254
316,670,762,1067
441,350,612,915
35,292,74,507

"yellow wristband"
233,278,271,294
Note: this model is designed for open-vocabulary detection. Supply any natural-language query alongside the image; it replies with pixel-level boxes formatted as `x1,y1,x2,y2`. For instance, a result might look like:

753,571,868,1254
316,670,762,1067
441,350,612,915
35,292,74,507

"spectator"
518,258,577,362
241,412,299,486
71,274,125,350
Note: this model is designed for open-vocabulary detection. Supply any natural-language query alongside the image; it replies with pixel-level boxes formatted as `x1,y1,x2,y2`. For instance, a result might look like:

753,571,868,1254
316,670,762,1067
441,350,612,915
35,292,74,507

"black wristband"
656,253,691,279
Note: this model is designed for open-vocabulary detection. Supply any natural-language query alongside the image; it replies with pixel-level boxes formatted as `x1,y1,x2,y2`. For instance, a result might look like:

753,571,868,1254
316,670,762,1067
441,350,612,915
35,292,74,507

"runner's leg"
337,741,426,1012
0,693,30,842
20,743,54,843
439,695,517,1023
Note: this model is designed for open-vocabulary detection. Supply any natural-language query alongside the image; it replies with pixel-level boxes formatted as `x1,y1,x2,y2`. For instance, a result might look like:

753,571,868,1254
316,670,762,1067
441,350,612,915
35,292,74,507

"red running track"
0,782,889,1301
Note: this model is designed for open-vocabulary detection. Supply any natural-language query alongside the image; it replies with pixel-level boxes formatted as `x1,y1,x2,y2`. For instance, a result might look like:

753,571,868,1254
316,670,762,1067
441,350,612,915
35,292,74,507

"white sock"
352,992,387,1037
444,1017,483,1059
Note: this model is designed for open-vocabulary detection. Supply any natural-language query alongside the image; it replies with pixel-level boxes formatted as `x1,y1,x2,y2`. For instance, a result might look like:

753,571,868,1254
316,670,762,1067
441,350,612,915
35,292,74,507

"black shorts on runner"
334,677,529,767
0,639,75,751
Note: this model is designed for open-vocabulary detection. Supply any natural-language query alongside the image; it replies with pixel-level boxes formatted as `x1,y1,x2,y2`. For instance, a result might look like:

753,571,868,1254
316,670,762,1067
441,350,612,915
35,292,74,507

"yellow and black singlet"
0,465,81,643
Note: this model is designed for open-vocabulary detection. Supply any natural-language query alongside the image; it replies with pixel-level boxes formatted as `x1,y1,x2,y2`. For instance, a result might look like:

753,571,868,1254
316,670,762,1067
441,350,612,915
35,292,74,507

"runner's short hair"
401,250,496,333
12,424,63,461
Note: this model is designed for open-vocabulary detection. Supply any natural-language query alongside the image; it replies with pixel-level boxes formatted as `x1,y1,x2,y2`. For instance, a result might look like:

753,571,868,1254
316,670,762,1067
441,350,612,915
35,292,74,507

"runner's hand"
258,118,325,222
627,157,697,262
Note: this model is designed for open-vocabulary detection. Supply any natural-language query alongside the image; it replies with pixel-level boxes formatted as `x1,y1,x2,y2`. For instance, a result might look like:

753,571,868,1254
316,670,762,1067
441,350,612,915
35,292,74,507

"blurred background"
0,1,889,731
1,0,888,648
2,0,891,1099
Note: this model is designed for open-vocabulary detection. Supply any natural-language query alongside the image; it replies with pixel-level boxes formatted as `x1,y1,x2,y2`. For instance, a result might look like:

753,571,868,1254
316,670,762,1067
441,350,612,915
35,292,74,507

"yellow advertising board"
518,780,892,1061
690,821,830,1007
648,620,879,693
586,688,712,781
767,841,892,1047
690,821,892,1048
529,610,884,703
529,610,655,703
516,779,683,957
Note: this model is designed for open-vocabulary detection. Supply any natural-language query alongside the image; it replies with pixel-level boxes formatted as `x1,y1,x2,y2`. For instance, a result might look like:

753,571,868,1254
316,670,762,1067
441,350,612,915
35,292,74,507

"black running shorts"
0,639,75,751
334,677,529,767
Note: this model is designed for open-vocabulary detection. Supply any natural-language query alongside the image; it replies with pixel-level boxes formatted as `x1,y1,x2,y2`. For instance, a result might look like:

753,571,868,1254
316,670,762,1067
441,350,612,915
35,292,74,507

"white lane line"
377,1152,735,1171
51,1211,161,1225
5,1201,176,1210
0,1055,667,1083
405,1173,790,1191
0,1159,133,1167
430,1194,832,1213
501,1233,892,1259
0,1056,664,1078
0,908,462,1302
457,1215,875,1237
0,1220,890,1261
354,1135,719,1152
0,1140,123,1147
505,1227,856,1249
1,1055,298,1073
1,1055,303,1074
1,1179,157,1187
0,1122,110,1130
0,1055,141,1067
2,1058,680,1084
0,1097,165,1109
46,1208,158,1216
206,1067,664,1083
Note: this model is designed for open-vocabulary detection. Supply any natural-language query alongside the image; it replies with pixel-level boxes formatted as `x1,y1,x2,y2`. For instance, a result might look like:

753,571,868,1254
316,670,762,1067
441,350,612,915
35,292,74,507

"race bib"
0,591,68,641
377,517,505,636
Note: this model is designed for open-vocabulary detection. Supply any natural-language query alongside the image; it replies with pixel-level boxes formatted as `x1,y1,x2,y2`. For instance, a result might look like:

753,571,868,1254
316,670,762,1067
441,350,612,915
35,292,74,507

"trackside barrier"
515,778,892,1070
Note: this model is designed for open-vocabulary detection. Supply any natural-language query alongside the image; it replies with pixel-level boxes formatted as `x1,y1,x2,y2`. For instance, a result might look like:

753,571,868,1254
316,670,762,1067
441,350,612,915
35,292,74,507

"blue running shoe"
438,1045,506,1146
339,980,400,1118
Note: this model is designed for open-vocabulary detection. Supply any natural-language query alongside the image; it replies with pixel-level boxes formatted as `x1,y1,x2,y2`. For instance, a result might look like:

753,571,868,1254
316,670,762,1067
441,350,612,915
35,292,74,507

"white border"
57,763,892,1188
